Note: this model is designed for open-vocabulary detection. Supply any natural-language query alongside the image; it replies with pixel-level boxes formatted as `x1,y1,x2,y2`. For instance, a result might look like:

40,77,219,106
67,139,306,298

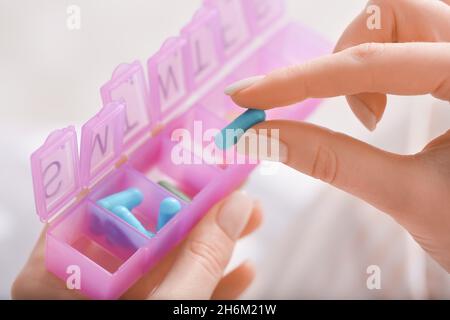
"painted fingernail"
224,75,265,96
217,191,253,240
347,95,377,131
236,130,289,163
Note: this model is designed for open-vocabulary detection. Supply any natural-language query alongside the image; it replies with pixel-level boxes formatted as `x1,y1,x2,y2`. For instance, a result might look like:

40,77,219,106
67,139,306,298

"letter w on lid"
30,103,126,222
80,102,125,187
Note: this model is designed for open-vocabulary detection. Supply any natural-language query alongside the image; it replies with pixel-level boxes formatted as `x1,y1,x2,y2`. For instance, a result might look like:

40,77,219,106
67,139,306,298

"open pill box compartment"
30,0,330,299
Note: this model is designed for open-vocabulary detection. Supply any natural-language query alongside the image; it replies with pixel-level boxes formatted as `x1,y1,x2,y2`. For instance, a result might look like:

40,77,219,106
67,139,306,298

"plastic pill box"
30,0,330,299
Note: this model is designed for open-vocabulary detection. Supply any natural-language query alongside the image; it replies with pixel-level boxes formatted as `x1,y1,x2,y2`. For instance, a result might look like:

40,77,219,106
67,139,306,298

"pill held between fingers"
215,108,266,150
157,197,182,231
97,188,144,211
111,205,154,238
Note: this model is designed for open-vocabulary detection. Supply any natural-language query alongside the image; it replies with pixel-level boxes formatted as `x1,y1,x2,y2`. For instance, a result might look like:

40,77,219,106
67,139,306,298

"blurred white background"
0,0,449,299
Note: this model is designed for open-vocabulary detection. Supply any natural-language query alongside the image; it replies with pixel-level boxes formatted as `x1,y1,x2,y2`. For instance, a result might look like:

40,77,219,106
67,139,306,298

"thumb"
241,120,422,217
150,191,254,299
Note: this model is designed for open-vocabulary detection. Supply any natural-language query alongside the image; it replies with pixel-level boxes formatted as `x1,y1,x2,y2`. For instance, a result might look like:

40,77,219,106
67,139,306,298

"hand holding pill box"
30,0,330,299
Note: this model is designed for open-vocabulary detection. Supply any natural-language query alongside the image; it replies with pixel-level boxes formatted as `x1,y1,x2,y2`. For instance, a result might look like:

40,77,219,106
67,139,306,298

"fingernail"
224,75,265,96
347,95,377,131
236,130,289,163
217,191,253,240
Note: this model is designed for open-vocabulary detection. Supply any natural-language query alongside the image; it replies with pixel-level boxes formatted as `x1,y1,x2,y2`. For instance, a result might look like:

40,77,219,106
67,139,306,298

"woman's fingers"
211,262,255,300
346,93,386,131
334,0,450,130
240,201,263,238
229,42,450,109
334,0,450,52
231,0,450,131
335,0,450,52
149,191,254,300
333,0,396,129
228,1,450,131
241,120,424,218
124,201,261,299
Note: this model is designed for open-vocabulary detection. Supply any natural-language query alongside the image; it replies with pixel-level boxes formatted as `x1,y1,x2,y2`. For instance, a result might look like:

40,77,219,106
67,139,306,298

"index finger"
230,42,450,109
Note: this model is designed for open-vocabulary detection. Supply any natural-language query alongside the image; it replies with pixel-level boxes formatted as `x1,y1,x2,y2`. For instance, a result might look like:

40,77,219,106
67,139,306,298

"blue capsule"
215,109,266,150
110,206,154,238
97,188,143,211
97,188,153,238
157,197,182,231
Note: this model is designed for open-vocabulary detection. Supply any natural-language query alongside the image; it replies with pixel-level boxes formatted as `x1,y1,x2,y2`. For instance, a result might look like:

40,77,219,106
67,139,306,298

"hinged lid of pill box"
79,102,126,188
31,102,125,222
31,0,287,222
31,126,81,222
100,0,286,156
100,61,155,155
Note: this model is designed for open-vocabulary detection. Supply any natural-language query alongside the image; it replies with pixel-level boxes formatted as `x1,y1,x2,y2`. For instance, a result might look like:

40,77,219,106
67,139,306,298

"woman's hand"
12,191,262,299
226,0,450,272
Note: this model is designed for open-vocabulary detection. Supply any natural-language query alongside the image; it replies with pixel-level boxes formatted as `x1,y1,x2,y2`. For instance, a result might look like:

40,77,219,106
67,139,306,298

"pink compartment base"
46,200,149,299
46,164,255,299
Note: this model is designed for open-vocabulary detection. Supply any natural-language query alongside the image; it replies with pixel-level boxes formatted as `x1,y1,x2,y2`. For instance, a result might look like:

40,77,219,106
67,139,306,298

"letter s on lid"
31,126,81,222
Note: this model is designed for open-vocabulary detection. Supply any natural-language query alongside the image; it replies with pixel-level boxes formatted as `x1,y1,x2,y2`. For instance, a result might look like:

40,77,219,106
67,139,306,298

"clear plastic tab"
31,126,81,222
100,61,154,153
80,102,125,188
148,37,188,121
205,0,251,59
242,0,285,34
181,6,223,90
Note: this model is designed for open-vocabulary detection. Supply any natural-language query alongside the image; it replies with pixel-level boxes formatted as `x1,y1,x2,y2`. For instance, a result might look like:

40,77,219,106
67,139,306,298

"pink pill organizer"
30,0,330,299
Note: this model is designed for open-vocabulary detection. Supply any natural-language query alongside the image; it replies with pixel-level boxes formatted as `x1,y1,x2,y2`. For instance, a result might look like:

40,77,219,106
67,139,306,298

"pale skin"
12,0,450,300
229,0,450,272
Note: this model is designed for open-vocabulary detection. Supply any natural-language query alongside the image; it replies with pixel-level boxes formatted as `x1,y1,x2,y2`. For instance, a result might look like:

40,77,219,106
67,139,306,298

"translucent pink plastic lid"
101,62,154,153
79,102,125,187
31,126,81,222
30,0,297,223
31,103,125,222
